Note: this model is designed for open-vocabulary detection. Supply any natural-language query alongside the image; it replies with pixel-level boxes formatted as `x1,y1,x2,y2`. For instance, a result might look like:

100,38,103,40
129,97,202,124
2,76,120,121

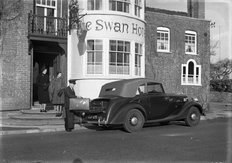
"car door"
146,83,171,120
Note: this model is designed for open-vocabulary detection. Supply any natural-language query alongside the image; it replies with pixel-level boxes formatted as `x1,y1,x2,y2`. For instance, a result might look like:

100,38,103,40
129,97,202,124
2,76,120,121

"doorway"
33,52,61,104
32,41,64,105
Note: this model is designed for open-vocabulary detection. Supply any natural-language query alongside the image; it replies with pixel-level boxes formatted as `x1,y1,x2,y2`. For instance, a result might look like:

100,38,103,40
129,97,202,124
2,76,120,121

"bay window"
109,40,130,75
135,43,142,76
87,40,103,74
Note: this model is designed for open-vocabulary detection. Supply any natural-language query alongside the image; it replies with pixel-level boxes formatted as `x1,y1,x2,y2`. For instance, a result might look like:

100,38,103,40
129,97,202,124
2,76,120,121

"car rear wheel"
185,106,201,127
123,109,145,133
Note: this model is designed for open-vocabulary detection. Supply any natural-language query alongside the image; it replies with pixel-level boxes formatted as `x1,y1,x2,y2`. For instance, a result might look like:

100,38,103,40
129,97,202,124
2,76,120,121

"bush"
210,79,232,92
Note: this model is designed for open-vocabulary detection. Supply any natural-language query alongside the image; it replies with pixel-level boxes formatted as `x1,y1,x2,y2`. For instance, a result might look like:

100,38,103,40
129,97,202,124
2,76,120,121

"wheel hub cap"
191,113,197,120
131,117,138,126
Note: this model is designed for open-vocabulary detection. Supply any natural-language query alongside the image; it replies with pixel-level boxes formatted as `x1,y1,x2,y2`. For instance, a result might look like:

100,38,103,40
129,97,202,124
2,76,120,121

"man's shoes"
56,113,62,117
65,128,72,132
40,109,47,112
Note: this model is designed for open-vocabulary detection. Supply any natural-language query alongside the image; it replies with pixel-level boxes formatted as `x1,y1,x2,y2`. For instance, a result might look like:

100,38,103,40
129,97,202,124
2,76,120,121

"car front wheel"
123,109,145,133
185,106,201,127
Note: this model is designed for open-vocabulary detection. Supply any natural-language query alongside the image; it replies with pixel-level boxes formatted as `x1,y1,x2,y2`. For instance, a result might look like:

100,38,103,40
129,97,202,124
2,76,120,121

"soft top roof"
99,78,160,97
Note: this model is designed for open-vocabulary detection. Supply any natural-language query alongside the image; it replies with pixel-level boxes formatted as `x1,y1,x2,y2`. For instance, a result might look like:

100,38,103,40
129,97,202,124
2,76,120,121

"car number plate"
87,115,98,120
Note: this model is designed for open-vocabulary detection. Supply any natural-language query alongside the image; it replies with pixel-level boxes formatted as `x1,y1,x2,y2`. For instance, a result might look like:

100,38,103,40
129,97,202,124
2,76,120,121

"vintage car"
69,78,205,132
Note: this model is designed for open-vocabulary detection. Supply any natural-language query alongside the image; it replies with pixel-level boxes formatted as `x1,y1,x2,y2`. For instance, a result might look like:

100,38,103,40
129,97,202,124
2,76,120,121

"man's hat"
69,79,76,84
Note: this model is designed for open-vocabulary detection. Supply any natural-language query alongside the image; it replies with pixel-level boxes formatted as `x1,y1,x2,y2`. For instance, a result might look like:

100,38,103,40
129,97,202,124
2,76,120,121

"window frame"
185,30,197,55
157,27,170,53
36,0,57,33
181,59,201,86
109,40,131,75
86,39,103,75
135,42,142,76
87,0,102,10
109,0,130,13
134,0,142,17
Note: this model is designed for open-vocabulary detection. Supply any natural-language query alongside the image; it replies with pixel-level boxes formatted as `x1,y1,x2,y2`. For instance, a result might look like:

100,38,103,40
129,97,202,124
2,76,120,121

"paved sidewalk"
0,102,231,136
0,109,87,136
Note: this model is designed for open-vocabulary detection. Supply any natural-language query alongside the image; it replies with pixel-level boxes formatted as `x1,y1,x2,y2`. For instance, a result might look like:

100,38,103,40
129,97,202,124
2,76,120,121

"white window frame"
185,30,197,55
87,0,103,10
86,39,103,75
181,59,201,86
109,0,130,13
109,40,130,75
135,42,142,76
134,0,142,17
157,27,170,53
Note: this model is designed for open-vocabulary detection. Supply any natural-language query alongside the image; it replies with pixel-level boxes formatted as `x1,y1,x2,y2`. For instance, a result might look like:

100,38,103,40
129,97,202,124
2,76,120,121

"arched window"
157,27,170,52
181,59,201,85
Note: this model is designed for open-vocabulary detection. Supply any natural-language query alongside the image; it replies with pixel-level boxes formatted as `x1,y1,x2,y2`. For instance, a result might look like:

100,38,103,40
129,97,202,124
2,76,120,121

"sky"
146,0,232,63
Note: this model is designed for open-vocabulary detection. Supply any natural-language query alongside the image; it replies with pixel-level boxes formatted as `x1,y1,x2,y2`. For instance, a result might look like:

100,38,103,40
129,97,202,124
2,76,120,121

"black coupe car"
69,78,205,132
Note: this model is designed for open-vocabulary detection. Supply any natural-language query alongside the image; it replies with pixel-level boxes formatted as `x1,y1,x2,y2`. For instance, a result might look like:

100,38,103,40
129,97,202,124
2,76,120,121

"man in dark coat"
37,66,50,112
64,79,77,132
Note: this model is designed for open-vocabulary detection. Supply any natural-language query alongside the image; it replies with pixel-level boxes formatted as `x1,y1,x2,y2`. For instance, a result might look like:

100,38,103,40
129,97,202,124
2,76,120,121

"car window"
147,83,163,93
136,84,146,95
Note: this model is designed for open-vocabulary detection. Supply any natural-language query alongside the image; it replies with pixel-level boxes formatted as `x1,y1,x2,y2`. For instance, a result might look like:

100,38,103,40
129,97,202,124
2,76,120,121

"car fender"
181,101,204,118
108,103,147,125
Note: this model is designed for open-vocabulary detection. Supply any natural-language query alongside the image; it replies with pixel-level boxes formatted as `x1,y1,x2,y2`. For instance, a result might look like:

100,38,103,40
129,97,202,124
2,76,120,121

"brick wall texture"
0,0,33,110
145,10,211,108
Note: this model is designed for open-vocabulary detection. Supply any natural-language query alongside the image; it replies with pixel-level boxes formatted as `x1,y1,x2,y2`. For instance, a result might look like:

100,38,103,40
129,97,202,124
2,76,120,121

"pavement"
0,102,232,136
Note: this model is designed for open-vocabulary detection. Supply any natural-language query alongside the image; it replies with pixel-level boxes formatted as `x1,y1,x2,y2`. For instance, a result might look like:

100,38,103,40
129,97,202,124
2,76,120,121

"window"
109,0,130,13
185,31,197,54
36,0,57,33
87,0,102,10
182,59,201,85
135,0,142,17
109,40,130,75
157,27,170,52
147,83,164,93
36,0,56,7
135,43,142,76
136,84,145,95
87,40,103,74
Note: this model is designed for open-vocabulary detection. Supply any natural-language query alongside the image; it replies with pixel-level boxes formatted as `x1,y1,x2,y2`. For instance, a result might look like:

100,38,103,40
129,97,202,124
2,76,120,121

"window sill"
181,83,202,86
157,51,172,54
185,53,199,55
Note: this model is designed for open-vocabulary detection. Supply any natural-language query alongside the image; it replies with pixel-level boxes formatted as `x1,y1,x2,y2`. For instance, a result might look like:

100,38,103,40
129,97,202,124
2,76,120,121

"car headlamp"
183,97,188,102
192,97,199,102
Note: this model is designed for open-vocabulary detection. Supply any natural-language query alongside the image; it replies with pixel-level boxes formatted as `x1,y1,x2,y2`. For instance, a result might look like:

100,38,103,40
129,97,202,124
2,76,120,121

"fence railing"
28,13,67,38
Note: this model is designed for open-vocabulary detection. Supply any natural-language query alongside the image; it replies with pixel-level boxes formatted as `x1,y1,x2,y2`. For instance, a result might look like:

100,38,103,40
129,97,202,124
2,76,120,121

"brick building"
0,0,210,111
0,0,68,111
145,1,210,108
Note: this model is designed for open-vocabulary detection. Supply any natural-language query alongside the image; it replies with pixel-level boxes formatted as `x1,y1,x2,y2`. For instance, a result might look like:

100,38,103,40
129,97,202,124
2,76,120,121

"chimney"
187,0,205,19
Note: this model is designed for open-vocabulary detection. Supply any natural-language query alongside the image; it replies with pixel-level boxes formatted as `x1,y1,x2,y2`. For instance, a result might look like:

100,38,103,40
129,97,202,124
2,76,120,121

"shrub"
210,79,232,92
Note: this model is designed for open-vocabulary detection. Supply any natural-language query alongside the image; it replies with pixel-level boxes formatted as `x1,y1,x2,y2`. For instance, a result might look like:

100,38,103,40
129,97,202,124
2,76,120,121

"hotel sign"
86,19,144,37
83,15,145,40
